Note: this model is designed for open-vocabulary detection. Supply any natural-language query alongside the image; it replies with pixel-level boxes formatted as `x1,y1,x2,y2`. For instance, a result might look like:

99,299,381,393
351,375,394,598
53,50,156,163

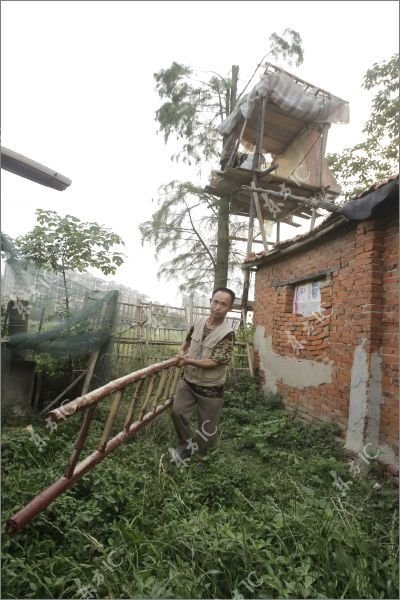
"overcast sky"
1,0,398,305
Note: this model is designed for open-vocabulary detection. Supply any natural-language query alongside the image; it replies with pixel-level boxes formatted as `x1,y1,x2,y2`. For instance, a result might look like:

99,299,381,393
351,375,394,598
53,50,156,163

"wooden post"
310,207,317,231
32,307,45,411
238,311,254,377
276,221,280,243
251,181,268,251
214,196,230,288
32,373,42,411
226,118,248,169
188,294,194,328
241,185,339,213
38,307,45,332
40,371,87,415
81,348,101,395
242,97,266,324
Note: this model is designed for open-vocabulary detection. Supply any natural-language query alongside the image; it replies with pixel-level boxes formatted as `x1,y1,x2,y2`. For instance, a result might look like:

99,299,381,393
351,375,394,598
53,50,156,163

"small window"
293,280,321,316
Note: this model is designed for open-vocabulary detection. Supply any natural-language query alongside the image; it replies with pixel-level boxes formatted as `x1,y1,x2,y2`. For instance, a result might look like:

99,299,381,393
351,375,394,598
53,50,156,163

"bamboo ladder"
6,358,182,533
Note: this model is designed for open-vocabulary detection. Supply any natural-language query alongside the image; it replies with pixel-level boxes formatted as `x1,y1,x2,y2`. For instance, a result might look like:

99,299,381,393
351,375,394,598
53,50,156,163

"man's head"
209,287,235,320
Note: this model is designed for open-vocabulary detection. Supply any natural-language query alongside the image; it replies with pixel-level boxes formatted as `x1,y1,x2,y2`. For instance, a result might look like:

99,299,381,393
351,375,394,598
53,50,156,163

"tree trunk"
214,65,239,290
61,267,73,375
61,268,70,320
214,197,230,288
230,65,239,114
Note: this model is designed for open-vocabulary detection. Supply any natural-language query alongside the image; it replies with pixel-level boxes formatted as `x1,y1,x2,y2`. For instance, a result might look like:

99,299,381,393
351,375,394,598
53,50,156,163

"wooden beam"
242,97,266,324
230,236,268,244
226,118,248,169
232,300,253,311
271,267,340,287
40,371,87,415
251,181,268,251
241,184,339,212
310,207,317,230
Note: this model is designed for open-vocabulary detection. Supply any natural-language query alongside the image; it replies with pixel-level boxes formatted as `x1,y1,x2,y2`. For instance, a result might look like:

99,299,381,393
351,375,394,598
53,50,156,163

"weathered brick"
252,208,398,454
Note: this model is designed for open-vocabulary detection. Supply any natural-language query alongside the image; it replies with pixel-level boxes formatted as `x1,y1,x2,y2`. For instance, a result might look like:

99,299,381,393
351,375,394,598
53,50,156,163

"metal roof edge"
1,146,72,191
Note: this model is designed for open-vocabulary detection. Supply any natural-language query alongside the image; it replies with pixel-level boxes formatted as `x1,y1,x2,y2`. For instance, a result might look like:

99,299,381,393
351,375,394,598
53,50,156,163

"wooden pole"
251,181,268,251
229,236,267,245
226,118,248,169
241,185,339,212
81,348,101,395
310,207,317,231
242,97,266,324
40,371,87,415
32,308,46,410
240,308,254,376
276,221,281,243
38,308,45,332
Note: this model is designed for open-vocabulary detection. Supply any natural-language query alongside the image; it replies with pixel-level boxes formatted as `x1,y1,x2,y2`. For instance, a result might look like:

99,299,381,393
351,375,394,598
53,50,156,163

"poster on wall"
293,280,321,316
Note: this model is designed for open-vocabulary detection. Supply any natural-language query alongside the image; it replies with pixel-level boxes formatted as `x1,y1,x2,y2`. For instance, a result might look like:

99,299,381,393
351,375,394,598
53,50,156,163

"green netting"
7,290,118,357
1,234,120,416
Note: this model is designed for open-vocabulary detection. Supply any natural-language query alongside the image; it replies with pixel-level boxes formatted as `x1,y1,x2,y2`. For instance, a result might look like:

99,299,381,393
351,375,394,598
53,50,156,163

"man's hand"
175,353,188,367
174,355,219,369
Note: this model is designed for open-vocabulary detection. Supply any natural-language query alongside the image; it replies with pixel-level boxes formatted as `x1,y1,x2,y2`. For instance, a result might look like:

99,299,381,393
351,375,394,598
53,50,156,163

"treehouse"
205,62,350,231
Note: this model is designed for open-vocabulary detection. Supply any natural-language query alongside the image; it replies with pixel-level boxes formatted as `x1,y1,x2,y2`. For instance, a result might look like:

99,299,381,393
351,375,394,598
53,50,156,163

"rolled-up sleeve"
210,332,235,364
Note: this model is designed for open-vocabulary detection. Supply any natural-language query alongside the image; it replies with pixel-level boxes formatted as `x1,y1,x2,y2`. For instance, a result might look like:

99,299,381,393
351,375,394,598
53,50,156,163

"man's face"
210,291,233,319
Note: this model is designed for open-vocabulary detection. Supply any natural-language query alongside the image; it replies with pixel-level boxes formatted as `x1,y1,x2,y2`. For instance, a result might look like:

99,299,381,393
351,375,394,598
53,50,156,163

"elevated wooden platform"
205,168,330,225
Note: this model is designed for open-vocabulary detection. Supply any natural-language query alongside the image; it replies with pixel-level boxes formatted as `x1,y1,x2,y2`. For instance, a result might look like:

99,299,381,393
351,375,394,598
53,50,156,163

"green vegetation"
328,53,399,200
15,209,125,317
141,30,304,292
2,377,398,599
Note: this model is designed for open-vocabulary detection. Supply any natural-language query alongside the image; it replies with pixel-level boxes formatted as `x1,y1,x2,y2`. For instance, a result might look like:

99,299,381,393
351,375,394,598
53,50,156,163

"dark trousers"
171,379,224,456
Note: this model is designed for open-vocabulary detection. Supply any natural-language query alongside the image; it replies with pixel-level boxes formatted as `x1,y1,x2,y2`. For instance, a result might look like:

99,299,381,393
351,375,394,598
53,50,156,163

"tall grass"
1,376,398,599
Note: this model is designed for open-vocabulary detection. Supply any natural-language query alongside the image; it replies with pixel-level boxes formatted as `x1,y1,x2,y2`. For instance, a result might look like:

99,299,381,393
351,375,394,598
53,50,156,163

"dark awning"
339,177,398,220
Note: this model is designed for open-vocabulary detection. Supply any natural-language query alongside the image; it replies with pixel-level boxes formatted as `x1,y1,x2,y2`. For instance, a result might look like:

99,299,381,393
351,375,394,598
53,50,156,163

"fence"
109,301,251,379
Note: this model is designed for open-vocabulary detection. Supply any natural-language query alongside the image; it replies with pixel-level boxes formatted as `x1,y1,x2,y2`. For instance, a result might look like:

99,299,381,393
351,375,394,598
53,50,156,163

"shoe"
174,447,192,460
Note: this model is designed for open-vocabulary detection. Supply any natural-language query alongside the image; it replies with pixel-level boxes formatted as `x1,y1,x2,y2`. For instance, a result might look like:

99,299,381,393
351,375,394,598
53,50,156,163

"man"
171,287,236,466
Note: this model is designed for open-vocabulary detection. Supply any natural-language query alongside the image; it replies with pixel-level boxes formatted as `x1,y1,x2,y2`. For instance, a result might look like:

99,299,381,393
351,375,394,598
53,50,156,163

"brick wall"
253,208,398,454
380,216,399,448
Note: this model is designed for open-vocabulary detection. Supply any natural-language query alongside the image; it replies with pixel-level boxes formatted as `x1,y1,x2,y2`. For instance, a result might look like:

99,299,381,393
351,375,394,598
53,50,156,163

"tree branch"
183,199,216,268
216,88,225,123
237,49,273,102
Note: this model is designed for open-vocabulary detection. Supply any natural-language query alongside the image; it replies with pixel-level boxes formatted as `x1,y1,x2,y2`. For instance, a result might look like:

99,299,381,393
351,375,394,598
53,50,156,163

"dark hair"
212,287,235,306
